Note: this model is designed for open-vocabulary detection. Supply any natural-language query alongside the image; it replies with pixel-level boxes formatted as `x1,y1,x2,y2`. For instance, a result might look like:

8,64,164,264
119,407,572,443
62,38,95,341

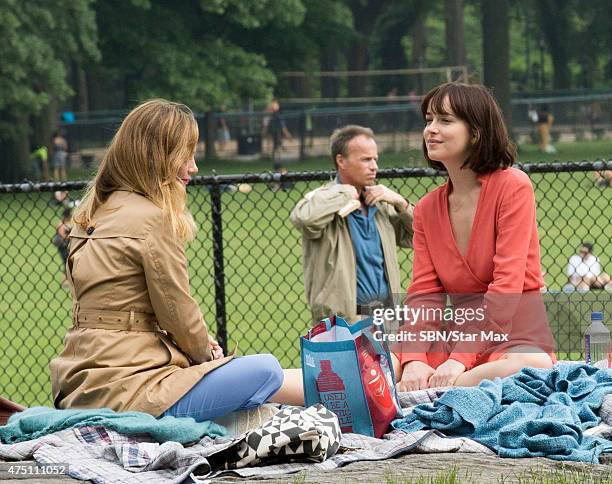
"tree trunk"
547,39,572,90
74,63,89,112
31,98,58,181
411,13,426,94
86,69,102,110
445,0,466,67
289,76,311,99
205,110,217,159
346,0,391,97
320,47,340,98
347,40,369,97
38,97,58,146
534,0,572,90
377,18,409,95
86,67,123,111
481,0,511,130
0,113,30,183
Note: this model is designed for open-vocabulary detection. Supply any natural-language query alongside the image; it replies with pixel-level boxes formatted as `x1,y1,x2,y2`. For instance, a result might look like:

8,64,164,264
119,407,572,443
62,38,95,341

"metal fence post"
299,110,306,161
209,179,228,352
205,110,217,159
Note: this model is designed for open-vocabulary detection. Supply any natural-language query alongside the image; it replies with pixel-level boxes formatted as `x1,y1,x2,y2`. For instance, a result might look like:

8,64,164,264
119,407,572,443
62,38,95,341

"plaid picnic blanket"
1,391,609,483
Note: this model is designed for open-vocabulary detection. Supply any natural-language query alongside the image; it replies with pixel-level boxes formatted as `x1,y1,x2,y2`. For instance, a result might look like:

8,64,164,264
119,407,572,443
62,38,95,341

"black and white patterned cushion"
218,404,341,469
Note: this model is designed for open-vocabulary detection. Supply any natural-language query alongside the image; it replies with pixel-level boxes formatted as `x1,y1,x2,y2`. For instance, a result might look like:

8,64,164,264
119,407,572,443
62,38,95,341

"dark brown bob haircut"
330,125,374,167
421,83,516,174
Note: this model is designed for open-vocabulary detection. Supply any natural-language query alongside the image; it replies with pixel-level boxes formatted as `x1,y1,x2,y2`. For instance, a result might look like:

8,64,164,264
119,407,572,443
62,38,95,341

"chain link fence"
0,162,611,406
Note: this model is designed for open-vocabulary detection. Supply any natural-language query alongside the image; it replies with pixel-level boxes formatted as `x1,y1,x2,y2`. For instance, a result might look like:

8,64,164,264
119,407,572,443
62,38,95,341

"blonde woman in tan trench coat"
50,99,303,421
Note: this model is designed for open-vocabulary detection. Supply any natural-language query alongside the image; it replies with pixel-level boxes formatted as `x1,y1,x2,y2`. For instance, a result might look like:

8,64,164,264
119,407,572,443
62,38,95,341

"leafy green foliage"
93,0,306,110
136,39,275,111
1,0,611,182
0,0,97,136
200,0,306,28
0,0,99,181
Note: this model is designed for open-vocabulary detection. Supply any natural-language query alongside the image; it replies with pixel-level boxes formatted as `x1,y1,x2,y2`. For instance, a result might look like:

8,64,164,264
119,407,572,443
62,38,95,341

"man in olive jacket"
290,125,413,325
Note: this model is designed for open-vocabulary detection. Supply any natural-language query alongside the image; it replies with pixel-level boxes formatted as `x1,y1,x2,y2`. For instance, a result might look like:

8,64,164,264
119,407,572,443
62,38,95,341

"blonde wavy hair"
74,99,198,242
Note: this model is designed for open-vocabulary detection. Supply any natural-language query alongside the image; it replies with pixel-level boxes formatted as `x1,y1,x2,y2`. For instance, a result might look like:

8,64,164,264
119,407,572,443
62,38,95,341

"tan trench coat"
50,191,232,417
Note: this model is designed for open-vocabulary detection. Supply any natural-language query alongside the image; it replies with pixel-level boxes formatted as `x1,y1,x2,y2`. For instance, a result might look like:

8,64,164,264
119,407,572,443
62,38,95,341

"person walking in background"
29,144,49,181
52,207,72,288
266,99,291,172
50,99,303,424
565,242,611,292
535,105,556,154
51,130,68,181
290,125,413,325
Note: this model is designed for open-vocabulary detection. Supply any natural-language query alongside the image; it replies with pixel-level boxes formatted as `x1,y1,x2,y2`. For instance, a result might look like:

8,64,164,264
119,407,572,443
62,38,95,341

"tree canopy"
0,0,610,181
0,0,98,181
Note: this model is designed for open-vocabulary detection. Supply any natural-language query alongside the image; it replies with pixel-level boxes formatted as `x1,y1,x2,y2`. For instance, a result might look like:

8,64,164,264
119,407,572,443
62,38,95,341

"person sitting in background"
565,242,611,292
50,190,70,207
594,170,612,188
50,99,303,424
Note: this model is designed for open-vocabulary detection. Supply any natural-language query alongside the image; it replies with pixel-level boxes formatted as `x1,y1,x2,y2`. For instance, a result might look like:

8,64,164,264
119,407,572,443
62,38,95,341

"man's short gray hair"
330,125,375,167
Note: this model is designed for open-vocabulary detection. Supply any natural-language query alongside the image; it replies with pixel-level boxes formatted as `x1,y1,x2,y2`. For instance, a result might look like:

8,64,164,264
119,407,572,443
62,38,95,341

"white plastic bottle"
584,311,610,368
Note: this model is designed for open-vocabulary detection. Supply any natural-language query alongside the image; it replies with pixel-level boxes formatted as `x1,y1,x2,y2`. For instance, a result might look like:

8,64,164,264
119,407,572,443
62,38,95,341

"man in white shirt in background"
566,242,611,292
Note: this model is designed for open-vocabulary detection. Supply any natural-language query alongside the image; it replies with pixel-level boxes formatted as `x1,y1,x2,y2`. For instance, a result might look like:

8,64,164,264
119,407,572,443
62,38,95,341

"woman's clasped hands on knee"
209,337,224,360
398,359,466,391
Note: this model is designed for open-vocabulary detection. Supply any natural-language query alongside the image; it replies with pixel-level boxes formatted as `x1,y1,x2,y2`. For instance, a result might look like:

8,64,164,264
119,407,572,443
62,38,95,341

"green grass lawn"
2,139,611,406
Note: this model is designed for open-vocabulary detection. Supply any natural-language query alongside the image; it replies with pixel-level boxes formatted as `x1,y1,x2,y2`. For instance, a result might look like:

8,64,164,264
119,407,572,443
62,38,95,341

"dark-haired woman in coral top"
394,83,555,391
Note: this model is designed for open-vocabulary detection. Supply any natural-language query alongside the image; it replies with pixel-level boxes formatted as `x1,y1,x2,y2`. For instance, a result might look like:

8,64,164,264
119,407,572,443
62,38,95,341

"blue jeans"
161,354,283,421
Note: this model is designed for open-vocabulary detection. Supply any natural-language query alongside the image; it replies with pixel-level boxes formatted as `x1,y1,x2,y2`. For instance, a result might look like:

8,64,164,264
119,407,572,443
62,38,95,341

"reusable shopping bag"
301,315,401,438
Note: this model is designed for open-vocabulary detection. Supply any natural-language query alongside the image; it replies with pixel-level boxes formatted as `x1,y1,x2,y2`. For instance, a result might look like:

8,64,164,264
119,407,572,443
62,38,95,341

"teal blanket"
0,407,227,445
392,363,612,463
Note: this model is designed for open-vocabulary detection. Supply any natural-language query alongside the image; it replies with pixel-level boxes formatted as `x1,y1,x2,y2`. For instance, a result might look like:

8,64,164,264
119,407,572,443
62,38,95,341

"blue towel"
0,407,227,445
392,363,612,463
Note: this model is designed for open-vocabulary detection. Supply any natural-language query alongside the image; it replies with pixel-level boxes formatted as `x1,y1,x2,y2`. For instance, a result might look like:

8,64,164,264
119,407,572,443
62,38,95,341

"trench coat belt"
74,307,161,332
